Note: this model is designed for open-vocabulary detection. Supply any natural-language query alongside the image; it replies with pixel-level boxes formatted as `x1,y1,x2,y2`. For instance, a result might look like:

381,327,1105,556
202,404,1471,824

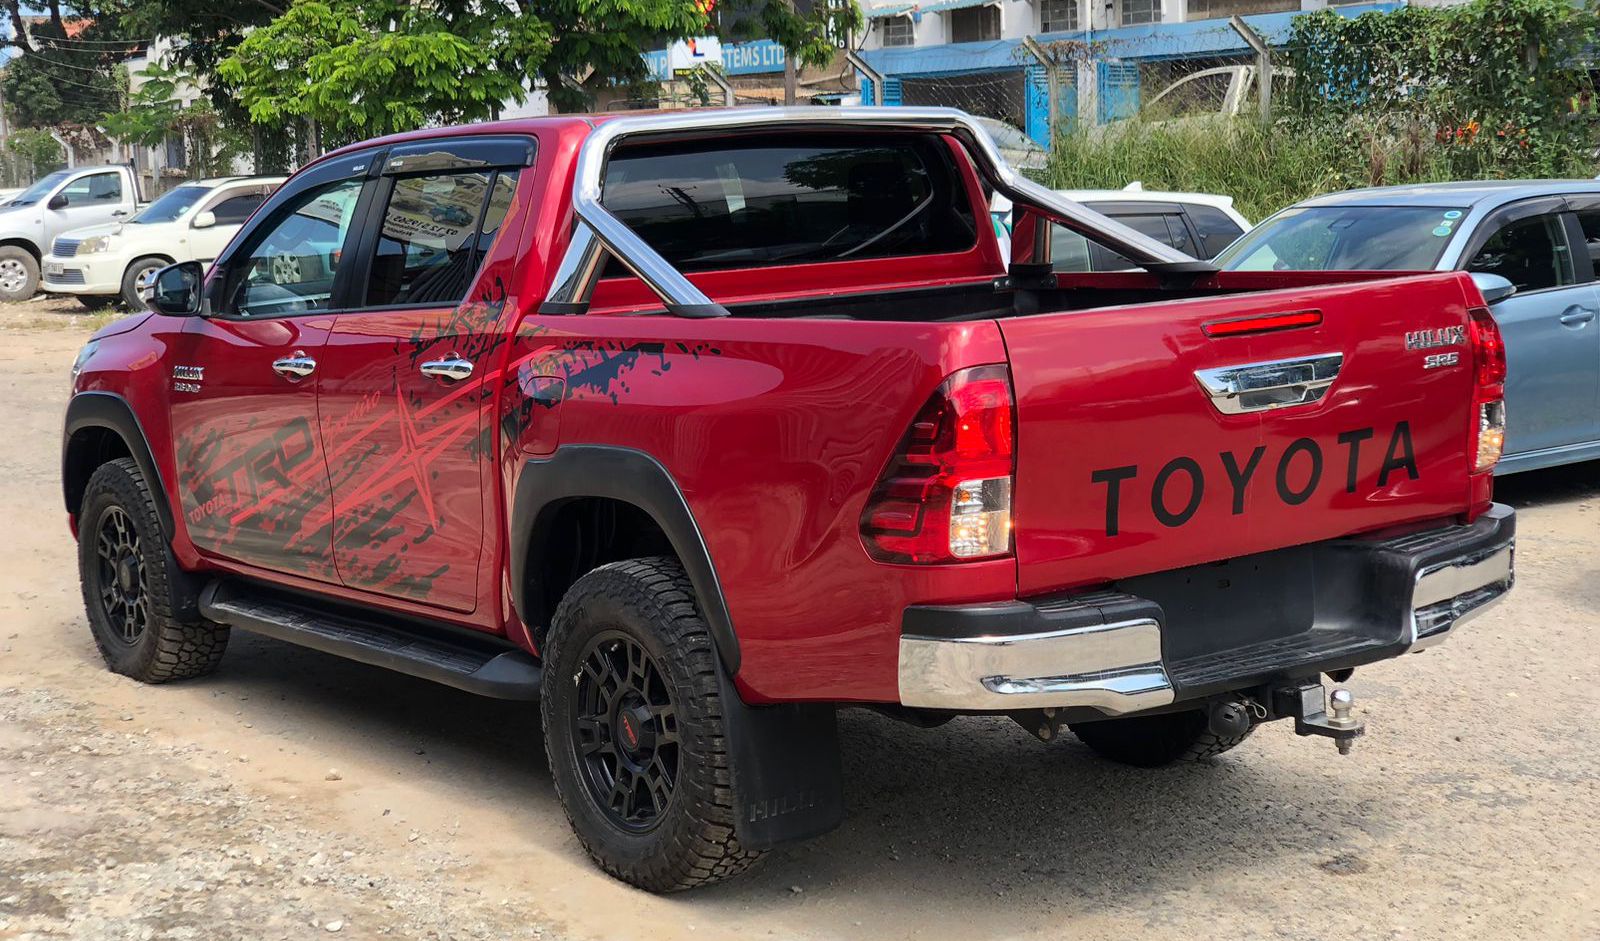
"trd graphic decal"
319,280,513,602
176,415,337,580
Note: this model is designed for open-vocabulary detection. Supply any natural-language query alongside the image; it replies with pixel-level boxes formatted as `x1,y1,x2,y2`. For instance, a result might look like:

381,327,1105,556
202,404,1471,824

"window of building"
1039,0,1078,32
1185,0,1294,19
879,14,914,46
949,4,1001,42
601,133,978,274
1120,0,1161,25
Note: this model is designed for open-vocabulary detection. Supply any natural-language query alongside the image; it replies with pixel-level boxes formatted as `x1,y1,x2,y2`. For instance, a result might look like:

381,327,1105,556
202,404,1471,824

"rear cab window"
598,133,980,277
1183,203,1245,259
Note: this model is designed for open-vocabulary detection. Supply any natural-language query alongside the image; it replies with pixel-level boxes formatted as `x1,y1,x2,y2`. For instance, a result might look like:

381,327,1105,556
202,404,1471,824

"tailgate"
1002,272,1480,596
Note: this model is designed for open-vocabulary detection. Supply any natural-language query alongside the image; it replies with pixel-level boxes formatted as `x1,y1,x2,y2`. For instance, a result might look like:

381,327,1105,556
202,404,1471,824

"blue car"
1216,181,1600,474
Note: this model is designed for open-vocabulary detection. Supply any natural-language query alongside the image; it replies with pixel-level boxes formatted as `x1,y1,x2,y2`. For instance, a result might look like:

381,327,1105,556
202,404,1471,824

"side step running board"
199,581,542,701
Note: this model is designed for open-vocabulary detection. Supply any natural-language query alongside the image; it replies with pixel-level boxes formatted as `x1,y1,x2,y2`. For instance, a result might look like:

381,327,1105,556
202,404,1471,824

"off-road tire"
542,557,762,892
0,245,39,301
77,457,228,682
121,256,168,310
1068,709,1255,768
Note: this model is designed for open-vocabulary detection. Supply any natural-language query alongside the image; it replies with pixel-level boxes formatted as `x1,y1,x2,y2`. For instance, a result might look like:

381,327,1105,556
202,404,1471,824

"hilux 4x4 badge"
1405,326,1466,350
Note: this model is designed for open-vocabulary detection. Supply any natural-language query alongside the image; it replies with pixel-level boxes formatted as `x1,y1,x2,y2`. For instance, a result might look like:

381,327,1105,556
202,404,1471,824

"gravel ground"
3,304,1598,941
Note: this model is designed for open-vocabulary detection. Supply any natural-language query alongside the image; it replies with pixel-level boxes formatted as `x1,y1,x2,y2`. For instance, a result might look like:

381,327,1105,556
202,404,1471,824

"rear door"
315,138,532,613
1000,273,1481,595
1460,197,1599,457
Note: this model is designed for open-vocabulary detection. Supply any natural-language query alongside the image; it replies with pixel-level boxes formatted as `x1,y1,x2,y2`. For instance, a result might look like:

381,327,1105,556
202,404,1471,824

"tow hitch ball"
1272,682,1365,755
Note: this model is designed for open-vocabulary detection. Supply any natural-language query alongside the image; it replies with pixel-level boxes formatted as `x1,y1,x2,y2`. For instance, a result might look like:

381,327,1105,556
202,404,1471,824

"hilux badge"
1405,326,1466,350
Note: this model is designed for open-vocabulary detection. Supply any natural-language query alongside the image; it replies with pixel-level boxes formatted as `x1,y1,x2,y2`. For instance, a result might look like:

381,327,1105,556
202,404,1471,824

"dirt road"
4,305,1598,940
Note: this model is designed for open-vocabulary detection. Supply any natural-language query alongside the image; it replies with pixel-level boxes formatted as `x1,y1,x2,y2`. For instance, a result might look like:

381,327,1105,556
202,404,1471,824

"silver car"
1217,181,1600,474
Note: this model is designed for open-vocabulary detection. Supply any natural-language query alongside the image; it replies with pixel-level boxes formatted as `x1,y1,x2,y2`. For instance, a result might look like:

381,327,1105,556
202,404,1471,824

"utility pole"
1228,15,1272,123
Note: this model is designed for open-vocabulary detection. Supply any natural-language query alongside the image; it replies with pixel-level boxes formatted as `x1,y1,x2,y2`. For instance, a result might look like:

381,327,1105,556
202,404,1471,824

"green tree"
0,16,130,128
217,0,556,139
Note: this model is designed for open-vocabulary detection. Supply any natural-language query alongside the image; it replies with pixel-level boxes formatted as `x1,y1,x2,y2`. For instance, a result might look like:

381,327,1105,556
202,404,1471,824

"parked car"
0,164,145,301
1048,184,1251,269
975,116,1047,172
65,108,1514,893
42,176,284,310
1217,180,1600,474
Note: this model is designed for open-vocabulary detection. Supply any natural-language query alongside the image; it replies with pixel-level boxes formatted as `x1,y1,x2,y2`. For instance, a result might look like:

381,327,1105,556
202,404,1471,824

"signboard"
667,37,722,75
644,38,787,80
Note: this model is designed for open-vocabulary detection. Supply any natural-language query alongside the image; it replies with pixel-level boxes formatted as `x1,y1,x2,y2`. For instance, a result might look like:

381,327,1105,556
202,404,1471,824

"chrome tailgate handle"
271,352,316,379
1194,353,1343,415
420,356,473,381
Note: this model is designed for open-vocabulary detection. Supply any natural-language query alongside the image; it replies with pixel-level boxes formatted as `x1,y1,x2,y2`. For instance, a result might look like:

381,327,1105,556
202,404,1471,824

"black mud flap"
717,668,844,851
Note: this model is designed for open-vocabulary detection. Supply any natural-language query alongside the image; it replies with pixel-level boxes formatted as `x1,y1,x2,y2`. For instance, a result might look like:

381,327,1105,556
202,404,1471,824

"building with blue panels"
854,1,1409,144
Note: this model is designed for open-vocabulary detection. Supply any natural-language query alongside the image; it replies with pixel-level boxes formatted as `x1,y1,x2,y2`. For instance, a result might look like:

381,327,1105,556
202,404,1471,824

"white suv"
42,175,284,308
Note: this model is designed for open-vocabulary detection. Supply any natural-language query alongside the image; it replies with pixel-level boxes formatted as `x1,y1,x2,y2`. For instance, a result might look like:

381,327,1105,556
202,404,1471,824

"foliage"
1282,0,1600,179
216,0,554,138
0,17,128,128
1046,0,1600,222
100,62,251,179
5,128,64,176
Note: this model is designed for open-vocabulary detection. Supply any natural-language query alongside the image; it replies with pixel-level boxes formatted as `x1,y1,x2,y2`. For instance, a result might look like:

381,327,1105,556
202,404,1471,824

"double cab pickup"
63,108,1515,892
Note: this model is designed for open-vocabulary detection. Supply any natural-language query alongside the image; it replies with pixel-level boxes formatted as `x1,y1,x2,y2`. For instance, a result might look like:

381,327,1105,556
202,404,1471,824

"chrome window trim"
545,106,1208,318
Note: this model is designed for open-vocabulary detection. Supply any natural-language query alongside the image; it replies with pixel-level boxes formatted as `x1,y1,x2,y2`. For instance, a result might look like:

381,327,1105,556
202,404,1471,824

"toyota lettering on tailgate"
1089,422,1418,537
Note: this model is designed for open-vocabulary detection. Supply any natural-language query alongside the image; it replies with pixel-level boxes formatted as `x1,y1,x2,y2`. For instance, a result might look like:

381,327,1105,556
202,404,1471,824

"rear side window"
208,192,269,225
1466,214,1573,293
1184,203,1245,258
1572,208,1600,279
601,133,979,273
365,170,495,307
1084,212,1186,271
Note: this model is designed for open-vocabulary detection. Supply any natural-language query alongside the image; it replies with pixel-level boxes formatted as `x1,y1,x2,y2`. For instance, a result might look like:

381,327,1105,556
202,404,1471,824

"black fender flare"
509,445,740,674
62,391,176,538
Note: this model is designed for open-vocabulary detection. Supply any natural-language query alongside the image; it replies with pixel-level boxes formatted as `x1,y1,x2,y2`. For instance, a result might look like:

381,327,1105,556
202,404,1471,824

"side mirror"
1470,271,1517,305
143,261,206,317
47,193,68,210
191,211,216,230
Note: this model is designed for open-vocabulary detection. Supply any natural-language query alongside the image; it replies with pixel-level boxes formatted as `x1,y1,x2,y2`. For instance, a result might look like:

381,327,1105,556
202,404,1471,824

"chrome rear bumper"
898,504,1515,715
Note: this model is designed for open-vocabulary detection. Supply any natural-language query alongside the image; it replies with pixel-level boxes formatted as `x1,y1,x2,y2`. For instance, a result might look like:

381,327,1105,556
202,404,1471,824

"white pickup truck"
0,164,144,301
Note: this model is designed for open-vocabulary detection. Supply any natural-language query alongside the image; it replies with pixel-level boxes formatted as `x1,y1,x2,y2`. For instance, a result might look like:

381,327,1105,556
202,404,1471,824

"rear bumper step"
199,581,542,701
898,503,1514,714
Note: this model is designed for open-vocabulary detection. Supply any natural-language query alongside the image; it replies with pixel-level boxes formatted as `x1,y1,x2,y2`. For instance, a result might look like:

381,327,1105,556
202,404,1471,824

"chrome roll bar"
542,106,1214,318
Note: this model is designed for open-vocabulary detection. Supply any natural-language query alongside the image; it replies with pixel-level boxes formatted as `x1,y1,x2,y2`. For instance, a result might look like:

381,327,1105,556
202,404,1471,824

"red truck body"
63,108,1515,891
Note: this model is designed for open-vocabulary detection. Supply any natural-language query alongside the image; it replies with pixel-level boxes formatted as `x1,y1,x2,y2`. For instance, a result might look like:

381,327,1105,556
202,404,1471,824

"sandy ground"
2,301,1598,941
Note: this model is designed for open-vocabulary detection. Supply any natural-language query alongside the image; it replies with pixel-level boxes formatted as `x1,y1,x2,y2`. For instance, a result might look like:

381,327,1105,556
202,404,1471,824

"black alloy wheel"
93,504,149,644
572,630,680,832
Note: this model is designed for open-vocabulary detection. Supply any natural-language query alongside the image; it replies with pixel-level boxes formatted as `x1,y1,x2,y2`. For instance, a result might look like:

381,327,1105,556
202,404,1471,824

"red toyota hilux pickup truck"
63,108,1515,892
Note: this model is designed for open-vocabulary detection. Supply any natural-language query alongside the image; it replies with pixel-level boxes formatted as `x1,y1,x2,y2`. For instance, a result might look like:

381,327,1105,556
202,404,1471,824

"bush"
1045,0,1600,223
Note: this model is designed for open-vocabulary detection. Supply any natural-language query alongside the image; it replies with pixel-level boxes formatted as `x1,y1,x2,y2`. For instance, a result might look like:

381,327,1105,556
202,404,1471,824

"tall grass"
1041,116,1596,223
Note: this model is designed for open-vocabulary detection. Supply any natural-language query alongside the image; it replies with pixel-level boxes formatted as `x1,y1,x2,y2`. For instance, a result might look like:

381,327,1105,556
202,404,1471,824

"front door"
1464,207,1600,457
316,160,523,612
167,173,368,580
45,170,126,245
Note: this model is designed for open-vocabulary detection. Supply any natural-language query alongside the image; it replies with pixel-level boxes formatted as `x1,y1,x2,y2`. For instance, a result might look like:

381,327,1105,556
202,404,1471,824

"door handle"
1559,306,1596,327
271,351,316,378
419,356,473,382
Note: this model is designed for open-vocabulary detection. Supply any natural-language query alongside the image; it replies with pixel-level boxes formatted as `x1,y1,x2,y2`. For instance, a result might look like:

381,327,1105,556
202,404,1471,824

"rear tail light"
1468,305,1507,475
860,365,1015,563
